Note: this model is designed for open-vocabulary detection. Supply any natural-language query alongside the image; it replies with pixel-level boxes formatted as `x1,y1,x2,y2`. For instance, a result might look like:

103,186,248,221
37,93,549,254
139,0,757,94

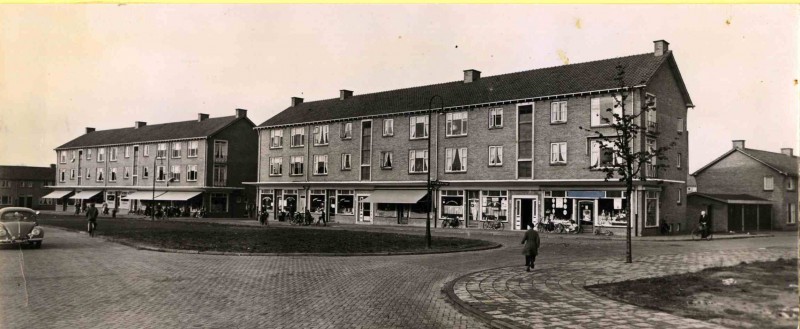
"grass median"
39,216,496,254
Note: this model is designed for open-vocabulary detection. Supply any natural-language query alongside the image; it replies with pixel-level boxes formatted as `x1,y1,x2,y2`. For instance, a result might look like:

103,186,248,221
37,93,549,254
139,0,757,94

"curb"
41,224,503,257
442,267,524,329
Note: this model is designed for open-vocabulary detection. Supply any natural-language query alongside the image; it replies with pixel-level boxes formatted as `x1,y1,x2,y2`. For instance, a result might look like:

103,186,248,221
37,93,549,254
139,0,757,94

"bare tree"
579,65,676,263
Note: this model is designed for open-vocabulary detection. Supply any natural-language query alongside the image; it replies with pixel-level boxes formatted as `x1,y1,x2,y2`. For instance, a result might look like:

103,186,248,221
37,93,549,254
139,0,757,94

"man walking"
86,202,99,237
521,224,541,272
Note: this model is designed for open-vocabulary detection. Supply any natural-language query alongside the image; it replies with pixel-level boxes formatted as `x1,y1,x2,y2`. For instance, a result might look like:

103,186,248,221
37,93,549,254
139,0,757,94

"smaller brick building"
689,140,798,232
0,165,57,210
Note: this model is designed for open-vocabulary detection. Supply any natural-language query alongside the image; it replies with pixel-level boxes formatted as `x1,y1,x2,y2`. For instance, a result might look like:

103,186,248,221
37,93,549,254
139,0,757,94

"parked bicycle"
482,216,504,230
593,227,614,236
691,223,713,240
441,216,461,228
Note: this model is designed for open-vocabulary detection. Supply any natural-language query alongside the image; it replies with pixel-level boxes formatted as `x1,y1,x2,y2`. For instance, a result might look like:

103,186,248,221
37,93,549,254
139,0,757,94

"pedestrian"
699,210,711,239
317,210,326,226
86,202,99,236
102,203,109,215
521,224,541,272
75,202,81,215
258,209,267,226
304,208,313,226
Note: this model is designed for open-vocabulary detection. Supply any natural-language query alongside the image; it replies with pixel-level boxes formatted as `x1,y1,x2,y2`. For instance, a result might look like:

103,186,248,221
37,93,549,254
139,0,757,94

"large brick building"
689,140,798,232
250,40,693,236
0,165,56,210
48,109,257,217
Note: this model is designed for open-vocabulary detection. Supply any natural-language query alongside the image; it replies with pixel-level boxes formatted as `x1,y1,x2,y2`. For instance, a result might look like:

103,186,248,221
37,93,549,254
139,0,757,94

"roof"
0,166,55,180
56,116,247,150
688,192,772,205
259,51,690,128
693,147,798,177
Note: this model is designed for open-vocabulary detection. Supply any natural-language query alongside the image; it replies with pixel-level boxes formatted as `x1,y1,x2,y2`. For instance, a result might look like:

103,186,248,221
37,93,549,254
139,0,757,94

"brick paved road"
0,219,794,329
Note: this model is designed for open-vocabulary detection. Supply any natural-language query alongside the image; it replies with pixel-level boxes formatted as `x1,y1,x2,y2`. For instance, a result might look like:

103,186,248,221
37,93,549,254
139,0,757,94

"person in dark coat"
521,225,541,272
699,211,711,238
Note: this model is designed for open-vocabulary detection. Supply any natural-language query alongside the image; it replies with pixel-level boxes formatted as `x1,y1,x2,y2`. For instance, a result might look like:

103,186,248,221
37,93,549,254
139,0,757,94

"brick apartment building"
249,40,693,236
48,109,257,217
689,140,798,232
0,165,56,210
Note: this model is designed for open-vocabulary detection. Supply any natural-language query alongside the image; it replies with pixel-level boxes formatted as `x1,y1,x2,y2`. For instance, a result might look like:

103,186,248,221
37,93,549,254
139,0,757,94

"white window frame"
170,165,181,182
550,101,567,123
156,143,167,159
85,168,91,180
550,142,567,164
383,119,394,137
142,145,149,157
313,125,330,146
313,155,328,175
124,167,131,180
788,178,796,191
677,117,684,133
677,153,682,169
590,95,623,127
291,127,305,147
290,156,304,176
445,147,467,173
97,148,105,162
590,139,620,169
60,151,67,164
96,168,105,182
213,140,228,161
109,168,117,182
445,112,468,137
70,169,76,180
645,190,660,228
269,157,282,176
124,146,130,158
341,154,352,170
156,166,166,182
677,188,682,205
142,166,150,179
187,164,198,181
59,169,66,182
86,148,93,160
380,151,393,169
764,176,774,191
488,146,503,166
213,165,227,186
188,141,199,157
341,122,353,140
789,203,797,224
172,142,182,158
109,147,117,161
270,129,284,148
489,108,503,129
409,115,429,140
408,150,429,173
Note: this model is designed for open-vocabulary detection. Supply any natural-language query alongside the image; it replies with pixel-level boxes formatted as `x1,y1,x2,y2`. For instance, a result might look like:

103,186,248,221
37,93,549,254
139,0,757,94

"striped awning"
69,190,103,200
361,190,427,204
42,190,73,199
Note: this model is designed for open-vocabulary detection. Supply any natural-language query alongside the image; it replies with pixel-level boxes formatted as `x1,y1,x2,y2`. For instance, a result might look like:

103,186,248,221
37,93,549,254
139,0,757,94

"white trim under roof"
55,136,207,151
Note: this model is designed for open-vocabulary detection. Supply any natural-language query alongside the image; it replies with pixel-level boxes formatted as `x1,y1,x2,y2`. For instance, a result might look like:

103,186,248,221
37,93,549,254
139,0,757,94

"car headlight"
31,227,42,236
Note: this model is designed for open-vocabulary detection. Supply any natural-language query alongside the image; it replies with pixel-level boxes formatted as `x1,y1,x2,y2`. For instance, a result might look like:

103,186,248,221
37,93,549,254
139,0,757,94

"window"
86,148,93,160
590,140,619,169
313,155,328,175
361,121,372,181
85,168,91,180
341,154,352,170
59,169,66,182
646,138,657,178
677,153,682,169
314,125,329,146
550,101,567,123
550,142,567,164
380,152,393,169
410,115,429,139
591,95,623,126
143,145,149,157
187,165,198,181
489,108,503,128
518,105,533,178
210,193,228,213
269,157,282,176
270,129,283,148
124,146,130,158
677,117,684,133
170,165,181,182
60,151,67,164
109,147,117,161
383,119,394,137
645,191,659,227
0,180,8,188
142,166,149,179
172,143,181,158
124,167,131,179
409,150,428,173
72,150,78,162
97,148,105,162
446,112,468,137
214,140,228,162
70,169,76,180
156,166,166,181
156,143,167,159
188,141,198,157
764,176,774,191
290,156,304,176
677,188,682,205
213,165,227,186
789,203,797,224
96,168,104,182
445,148,467,172
341,122,352,140
291,127,305,147
645,93,658,132
108,168,116,181
489,146,503,166
787,178,796,191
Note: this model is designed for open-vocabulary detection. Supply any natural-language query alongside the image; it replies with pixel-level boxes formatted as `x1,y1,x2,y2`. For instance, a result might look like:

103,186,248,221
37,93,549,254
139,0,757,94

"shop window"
645,191,659,227
337,190,354,215
440,190,465,221
481,190,508,222
489,146,503,167
310,193,326,212
210,193,228,213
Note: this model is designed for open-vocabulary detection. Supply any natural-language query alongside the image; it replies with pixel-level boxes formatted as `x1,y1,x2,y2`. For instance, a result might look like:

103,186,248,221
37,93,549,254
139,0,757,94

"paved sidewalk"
447,247,796,329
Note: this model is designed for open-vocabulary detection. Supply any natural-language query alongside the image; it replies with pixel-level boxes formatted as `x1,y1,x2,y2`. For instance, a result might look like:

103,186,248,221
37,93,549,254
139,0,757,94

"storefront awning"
155,191,203,201
362,190,427,204
42,190,73,199
125,191,166,200
69,190,103,200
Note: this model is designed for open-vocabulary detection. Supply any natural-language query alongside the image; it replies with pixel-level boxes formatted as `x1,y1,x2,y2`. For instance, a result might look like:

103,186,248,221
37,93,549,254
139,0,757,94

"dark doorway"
743,205,758,231
521,199,533,230
758,205,772,230
728,205,742,232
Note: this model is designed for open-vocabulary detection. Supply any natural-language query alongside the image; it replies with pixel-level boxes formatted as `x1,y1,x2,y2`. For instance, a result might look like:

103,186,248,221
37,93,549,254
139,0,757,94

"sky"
1,4,797,173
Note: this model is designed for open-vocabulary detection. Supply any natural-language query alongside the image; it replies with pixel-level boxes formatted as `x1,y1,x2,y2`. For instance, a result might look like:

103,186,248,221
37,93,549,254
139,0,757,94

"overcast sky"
1,4,797,172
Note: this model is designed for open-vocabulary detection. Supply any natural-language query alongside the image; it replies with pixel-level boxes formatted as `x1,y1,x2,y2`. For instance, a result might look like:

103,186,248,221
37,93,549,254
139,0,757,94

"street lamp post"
426,95,443,249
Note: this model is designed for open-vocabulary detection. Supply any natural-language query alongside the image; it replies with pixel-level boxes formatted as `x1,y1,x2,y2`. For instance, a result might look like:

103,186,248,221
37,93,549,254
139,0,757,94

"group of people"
258,208,328,226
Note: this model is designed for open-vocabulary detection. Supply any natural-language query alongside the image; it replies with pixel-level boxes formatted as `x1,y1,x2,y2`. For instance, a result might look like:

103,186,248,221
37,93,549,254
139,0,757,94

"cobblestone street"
0,220,795,329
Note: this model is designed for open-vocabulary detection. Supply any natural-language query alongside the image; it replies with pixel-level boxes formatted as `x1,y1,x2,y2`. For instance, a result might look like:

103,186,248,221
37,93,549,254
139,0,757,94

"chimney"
135,121,147,129
463,69,481,83
781,148,794,156
654,40,669,57
85,127,95,134
235,108,247,118
340,90,353,100
198,113,209,122
291,97,304,107
732,140,745,149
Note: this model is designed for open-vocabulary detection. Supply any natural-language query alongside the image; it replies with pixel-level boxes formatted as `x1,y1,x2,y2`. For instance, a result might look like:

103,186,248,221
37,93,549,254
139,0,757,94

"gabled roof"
0,166,55,180
56,116,251,150
687,192,772,205
692,147,798,177
259,50,689,128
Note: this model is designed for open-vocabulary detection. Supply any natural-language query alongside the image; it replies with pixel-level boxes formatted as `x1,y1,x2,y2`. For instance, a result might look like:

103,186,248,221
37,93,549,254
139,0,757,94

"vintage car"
0,207,44,248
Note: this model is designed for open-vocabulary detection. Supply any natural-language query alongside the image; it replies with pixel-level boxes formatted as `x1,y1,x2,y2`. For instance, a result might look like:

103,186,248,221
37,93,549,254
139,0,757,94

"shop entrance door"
513,196,538,230
358,195,372,222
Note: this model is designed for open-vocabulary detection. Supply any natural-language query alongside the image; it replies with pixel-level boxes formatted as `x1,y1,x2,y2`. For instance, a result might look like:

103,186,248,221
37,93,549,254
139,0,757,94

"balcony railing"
214,154,228,163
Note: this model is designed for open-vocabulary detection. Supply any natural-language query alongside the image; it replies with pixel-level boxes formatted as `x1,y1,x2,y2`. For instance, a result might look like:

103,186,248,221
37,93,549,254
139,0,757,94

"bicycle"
441,217,461,228
87,221,97,237
593,227,614,236
482,216,504,230
691,223,713,240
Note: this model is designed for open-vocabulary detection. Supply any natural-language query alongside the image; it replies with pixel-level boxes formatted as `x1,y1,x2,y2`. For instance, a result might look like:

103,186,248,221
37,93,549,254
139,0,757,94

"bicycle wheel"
482,221,489,230
691,228,700,240
555,224,565,234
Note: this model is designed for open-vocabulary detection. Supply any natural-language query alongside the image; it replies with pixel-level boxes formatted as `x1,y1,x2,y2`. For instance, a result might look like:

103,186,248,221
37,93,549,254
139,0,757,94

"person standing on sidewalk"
521,225,541,272
86,203,99,237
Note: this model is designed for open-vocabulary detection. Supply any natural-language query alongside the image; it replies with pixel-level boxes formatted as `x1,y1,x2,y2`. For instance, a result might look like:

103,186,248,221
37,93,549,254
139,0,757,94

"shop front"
543,190,628,233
